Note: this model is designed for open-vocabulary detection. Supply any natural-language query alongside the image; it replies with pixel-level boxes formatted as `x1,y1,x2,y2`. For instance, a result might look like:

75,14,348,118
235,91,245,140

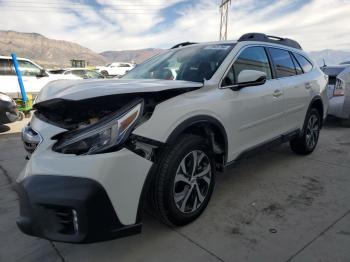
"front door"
221,46,285,160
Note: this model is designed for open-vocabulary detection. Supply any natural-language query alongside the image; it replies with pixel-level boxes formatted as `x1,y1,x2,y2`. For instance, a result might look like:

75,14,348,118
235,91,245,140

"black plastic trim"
166,115,228,163
171,42,197,49
238,33,302,50
305,96,324,129
15,175,142,243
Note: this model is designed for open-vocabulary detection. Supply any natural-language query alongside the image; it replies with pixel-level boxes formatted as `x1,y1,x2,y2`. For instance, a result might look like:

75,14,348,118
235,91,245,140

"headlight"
334,78,345,96
0,93,13,102
53,100,143,155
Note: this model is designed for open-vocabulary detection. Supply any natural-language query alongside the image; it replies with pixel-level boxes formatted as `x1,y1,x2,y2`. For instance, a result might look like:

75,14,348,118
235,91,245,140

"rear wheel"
150,134,215,226
290,108,321,155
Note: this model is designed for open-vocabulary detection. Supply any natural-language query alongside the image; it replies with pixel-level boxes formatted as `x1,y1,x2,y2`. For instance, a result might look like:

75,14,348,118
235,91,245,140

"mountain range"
0,30,349,68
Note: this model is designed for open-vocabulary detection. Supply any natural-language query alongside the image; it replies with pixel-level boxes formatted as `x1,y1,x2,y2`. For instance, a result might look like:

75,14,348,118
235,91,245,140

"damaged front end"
17,86,203,243
31,88,197,159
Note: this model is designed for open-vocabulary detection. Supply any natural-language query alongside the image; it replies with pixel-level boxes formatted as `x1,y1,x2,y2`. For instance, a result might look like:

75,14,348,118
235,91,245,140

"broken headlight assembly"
52,100,144,155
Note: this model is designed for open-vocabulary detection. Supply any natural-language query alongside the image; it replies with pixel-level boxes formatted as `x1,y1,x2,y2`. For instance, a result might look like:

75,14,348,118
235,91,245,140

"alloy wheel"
305,113,320,149
173,150,212,214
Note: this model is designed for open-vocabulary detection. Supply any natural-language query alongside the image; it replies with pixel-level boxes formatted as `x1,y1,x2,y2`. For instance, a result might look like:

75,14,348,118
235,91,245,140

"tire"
101,70,109,77
150,134,215,226
290,108,321,155
17,111,25,121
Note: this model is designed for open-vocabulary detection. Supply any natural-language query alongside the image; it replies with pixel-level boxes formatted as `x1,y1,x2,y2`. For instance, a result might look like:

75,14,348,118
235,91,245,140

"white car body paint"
18,39,328,231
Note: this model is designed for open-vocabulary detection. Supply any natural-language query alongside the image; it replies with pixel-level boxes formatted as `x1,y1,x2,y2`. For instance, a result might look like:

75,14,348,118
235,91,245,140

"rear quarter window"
294,53,313,73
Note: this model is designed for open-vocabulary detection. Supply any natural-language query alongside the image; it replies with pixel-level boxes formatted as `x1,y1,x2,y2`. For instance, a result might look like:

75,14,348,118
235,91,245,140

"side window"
0,59,15,75
222,46,272,86
294,53,313,73
291,54,303,75
269,48,297,78
71,70,85,77
18,60,41,76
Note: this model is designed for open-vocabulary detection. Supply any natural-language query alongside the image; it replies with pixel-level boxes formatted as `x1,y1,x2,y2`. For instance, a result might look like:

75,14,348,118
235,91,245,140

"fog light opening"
72,209,79,233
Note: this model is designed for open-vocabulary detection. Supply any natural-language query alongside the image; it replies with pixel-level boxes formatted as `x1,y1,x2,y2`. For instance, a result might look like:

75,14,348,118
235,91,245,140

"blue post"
11,53,27,102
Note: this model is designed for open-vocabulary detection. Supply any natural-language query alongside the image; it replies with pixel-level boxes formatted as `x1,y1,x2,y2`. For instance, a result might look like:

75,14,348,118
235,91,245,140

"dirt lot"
0,118,349,262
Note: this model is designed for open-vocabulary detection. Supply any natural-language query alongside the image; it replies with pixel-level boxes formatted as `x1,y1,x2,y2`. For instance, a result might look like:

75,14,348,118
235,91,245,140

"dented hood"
36,78,203,103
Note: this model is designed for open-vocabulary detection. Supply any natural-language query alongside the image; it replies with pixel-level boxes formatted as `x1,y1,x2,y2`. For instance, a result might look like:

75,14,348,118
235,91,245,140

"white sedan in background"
322,65,350,126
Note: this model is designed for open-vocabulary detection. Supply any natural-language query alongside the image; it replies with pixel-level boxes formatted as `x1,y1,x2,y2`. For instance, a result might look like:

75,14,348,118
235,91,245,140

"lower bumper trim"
15,175,142,243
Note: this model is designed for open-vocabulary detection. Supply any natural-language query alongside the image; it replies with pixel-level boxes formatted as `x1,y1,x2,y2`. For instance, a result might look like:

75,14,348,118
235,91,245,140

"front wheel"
290,108,321,155
150,134,215,226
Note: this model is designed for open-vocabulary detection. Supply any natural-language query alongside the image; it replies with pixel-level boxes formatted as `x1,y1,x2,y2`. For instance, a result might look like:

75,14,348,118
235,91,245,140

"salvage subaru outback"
17,33,328,243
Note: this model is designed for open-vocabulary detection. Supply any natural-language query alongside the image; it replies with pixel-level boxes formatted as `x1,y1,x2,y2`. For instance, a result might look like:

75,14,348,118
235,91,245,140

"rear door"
268,48,309,131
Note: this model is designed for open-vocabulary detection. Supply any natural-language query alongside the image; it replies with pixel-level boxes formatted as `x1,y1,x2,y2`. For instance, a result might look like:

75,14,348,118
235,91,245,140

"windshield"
123,43,235,82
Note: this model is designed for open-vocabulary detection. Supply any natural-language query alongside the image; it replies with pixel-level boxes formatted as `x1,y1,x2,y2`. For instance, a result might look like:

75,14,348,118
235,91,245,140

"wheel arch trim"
165,115,229,163
306,95,325,127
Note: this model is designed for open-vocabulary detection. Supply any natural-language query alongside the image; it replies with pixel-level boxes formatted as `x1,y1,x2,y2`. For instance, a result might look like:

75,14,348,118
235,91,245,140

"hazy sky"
0,0,350,52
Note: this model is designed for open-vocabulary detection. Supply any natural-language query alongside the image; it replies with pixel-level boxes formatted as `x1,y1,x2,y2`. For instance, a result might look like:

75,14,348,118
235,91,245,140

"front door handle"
273,89,283,98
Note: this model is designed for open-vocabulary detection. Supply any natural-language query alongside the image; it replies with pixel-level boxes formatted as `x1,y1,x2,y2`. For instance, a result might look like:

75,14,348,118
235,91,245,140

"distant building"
70,59,88,68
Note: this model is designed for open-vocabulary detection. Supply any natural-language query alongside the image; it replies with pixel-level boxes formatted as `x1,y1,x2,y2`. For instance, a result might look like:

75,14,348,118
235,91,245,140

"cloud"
0,0,349,52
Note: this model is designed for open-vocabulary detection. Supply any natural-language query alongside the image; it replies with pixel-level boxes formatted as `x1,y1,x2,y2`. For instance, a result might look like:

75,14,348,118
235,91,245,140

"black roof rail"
171,42,197,49
238,33,302,50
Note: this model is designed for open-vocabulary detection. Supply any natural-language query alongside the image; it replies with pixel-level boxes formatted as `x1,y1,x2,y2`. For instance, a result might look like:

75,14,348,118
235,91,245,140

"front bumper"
17,116,154,243
16,175,142,243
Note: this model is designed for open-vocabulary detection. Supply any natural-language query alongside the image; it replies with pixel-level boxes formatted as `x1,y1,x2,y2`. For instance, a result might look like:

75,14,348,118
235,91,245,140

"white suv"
96,62,135,77
17,33,328,243
0,56,80,98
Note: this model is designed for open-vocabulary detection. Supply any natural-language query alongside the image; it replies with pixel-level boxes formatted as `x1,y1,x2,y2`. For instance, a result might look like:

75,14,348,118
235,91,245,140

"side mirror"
37,69,48,78
231,70,267,91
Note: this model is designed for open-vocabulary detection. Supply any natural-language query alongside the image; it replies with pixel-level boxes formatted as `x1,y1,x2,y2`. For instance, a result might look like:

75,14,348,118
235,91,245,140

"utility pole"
219,0,231,41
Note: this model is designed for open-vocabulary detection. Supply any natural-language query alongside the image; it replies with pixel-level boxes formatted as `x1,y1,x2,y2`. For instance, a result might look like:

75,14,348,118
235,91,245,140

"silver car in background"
322,65,350,126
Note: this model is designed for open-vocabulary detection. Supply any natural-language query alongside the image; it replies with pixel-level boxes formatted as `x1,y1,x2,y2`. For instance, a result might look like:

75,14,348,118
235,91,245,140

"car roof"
0,55,32,61
172,40,306,56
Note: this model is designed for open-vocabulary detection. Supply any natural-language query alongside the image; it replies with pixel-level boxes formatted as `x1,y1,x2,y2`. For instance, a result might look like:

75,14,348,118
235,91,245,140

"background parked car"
321,65,350,126
0,56,80,98
96,62,135,77
0,92,18,124
48,68,105,79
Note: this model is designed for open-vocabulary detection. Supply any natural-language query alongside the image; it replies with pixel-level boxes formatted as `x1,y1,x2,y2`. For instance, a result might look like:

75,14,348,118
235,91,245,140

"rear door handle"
273,89,283,98
305,82,312,89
